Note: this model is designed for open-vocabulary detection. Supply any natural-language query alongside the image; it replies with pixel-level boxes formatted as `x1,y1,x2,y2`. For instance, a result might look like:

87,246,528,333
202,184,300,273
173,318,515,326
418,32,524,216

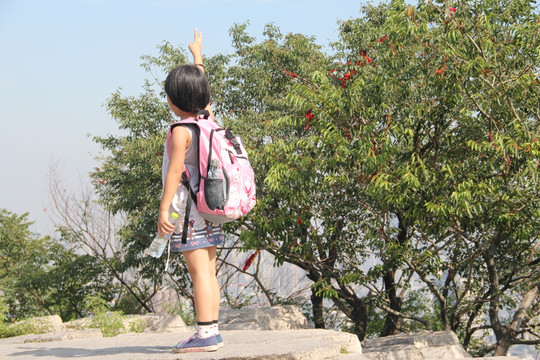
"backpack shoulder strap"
166,109,209,156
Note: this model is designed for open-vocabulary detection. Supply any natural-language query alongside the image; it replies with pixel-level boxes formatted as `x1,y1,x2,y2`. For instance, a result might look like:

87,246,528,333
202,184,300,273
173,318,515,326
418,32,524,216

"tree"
214,0,539,354
332,0,539,354
47,164,157,314
0,209,108,322
239,0,538,354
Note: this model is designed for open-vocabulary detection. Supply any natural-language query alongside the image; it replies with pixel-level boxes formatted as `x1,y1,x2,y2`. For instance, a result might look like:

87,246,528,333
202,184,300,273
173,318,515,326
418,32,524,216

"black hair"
164,65,210,113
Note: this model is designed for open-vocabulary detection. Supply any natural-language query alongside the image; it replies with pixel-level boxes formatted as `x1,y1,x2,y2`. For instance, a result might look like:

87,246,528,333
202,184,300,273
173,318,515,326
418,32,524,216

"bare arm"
157,126,191,236
189,28,215,120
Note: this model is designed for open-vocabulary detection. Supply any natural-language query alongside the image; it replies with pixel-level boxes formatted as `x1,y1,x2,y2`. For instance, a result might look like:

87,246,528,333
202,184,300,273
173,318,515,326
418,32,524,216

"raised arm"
189,28,215,120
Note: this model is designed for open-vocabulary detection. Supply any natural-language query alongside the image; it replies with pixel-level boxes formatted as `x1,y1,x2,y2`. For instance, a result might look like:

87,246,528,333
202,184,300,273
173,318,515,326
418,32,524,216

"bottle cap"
171,212,179,219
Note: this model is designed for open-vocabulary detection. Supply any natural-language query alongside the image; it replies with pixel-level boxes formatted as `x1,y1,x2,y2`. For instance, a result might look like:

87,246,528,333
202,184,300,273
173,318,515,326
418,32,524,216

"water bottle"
206,159,226,210
208,159,220,179
145,212,179,258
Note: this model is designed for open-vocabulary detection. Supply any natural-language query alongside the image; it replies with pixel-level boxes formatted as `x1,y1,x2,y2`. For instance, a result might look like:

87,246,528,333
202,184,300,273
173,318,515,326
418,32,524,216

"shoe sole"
172,344,219,353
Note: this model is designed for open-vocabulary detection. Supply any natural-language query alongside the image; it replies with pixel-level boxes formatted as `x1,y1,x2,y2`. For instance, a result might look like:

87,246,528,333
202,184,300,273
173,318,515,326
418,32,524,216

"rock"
23,329,103,343
5,314,65,335
64,317,92,330
220,305,311,331
361,330,471,360
123,314,161,332
0,329,103,345
144,314,188,333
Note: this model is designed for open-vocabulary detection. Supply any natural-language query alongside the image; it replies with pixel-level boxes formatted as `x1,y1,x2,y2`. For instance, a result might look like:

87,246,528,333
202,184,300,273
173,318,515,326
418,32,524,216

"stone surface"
143,314,188,332
0,329,102,345
0,329,361,360
362,330,471,360
14,314,65,333
0,310,531,359
220,305,311,330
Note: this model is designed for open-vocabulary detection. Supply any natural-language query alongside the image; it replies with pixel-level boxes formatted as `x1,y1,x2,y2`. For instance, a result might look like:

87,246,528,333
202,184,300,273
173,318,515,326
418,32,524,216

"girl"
158,29,223,353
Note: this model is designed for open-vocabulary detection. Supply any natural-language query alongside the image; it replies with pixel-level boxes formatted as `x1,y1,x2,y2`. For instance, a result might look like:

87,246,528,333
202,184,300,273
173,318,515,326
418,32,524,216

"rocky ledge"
0,306,529,360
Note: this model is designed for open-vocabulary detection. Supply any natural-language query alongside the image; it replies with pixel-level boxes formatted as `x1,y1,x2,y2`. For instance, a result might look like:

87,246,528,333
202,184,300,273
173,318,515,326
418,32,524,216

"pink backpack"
167,111,256,242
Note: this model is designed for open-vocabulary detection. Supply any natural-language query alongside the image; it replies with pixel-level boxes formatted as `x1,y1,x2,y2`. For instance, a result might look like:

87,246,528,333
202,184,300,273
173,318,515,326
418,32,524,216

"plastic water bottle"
145,212,179,258
208,159,220,179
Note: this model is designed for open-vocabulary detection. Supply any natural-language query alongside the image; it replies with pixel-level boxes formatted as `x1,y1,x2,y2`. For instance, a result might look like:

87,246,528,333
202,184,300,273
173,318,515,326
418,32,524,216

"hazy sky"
0,0,368,235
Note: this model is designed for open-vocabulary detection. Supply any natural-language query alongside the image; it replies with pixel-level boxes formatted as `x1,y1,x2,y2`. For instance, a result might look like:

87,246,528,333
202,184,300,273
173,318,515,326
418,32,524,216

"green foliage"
84,294,126,337
0,296,55,338
0,209,112,322
128,317,146,333
163,300,196,326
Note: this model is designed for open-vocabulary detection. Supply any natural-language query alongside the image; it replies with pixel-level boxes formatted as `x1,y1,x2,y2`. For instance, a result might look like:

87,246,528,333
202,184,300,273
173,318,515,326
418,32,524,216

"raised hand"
189,28,203,64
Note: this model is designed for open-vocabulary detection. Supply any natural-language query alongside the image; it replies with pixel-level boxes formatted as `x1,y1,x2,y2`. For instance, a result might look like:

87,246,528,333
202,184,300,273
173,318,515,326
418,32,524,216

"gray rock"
144,314,188,332
0,329,102,345
220,305,311,330
362,331,471,360
17,314,65,333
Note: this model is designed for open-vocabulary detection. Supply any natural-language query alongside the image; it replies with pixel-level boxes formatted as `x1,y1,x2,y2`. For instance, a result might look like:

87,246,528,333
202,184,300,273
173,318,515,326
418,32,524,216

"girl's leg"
172,245,221,353
208,245,220,322
183,246,219,323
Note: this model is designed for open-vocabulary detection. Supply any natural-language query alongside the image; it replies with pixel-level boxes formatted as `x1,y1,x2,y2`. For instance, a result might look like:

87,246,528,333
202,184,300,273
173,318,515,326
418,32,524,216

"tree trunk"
381,270,402,336
311,289,325,329
350,299,369,341
492,283,540,356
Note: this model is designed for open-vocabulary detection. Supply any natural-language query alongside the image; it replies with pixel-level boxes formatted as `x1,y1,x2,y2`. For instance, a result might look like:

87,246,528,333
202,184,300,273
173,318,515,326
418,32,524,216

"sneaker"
172,333,219,353
215,333,224,348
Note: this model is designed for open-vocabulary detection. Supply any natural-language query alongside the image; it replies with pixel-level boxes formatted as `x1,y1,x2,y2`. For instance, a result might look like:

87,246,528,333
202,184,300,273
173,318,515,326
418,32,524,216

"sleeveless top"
162,124,223,251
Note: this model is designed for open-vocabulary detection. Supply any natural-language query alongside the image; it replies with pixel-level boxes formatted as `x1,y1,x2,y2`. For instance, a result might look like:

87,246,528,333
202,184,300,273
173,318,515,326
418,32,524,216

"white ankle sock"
197,324,213,339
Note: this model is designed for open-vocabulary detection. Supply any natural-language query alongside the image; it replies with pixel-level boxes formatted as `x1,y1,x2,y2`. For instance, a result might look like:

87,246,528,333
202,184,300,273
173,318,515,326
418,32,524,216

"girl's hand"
189,28,203,60
157,209,176,237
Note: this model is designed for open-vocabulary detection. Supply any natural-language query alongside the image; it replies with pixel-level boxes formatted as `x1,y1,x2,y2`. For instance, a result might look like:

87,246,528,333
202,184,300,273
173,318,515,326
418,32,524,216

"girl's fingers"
193,28,202,43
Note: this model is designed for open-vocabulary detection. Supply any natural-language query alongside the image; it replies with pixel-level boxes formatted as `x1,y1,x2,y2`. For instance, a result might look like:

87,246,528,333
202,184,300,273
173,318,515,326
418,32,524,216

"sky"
0,0,369,235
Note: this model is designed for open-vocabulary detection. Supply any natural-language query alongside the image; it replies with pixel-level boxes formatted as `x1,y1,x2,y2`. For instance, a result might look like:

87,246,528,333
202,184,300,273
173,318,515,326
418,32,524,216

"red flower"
449,7,457,13
298,217,303,225
378,35,387,42
284,70,298,78
242,249,261,271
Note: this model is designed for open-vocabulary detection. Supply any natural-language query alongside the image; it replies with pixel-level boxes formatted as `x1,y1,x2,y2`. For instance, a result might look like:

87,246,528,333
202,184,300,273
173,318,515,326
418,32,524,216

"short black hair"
164,65,210,113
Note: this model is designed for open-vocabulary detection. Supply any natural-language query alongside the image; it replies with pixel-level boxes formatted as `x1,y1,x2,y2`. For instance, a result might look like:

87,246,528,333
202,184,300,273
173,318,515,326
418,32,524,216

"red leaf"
449,7,457,13
242,249,261,271
285,70,298,78
435,65,447,75
305,109,315,122
379,35,387,42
